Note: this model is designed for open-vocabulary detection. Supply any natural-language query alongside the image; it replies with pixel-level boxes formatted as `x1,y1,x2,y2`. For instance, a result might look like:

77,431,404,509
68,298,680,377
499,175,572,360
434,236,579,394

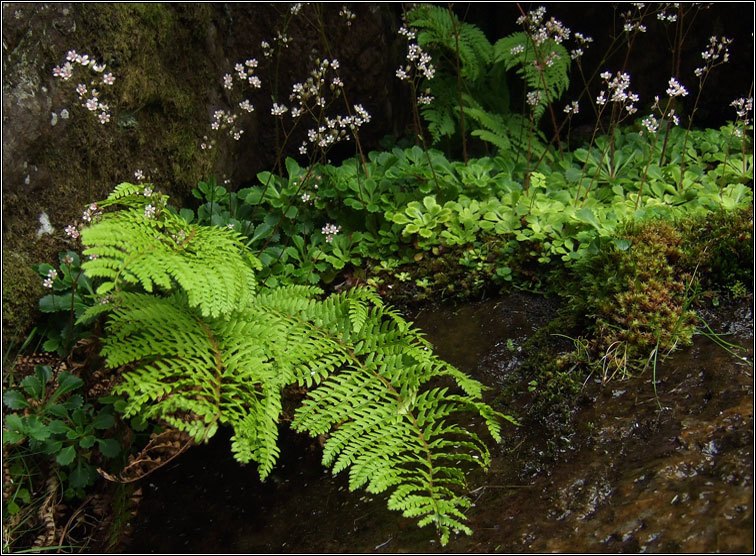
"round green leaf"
56,445,76,466
97,438,121,458
3,390,28,410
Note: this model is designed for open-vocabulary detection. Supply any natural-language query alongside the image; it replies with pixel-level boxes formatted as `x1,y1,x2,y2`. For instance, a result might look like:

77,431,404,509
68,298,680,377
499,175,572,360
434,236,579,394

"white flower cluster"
526,90,542,107
283,59,371,156
53,50,115,124
65,202,103,244
208,109,243,142
665,77,688,98
65,224,80,240
339,5,355,26
204,58,262,147
657,9,678,23
301,104,371,153
563,100,579,115
621,4,647,34
321,222,341,243
731,97,753,126
596,71,639,114
695,36,732,78
81,203,102,224
623,21,647,33
43,268,57,289
395,26,435,85
517,6,571,46
641,114,659,134
570,32,593,60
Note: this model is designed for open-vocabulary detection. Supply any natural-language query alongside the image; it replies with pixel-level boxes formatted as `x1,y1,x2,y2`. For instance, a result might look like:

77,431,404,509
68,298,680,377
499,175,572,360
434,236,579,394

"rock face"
1,3,406,344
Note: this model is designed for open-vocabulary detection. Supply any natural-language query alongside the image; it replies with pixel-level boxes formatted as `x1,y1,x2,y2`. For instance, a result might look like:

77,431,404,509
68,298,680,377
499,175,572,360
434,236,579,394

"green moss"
3,4,219,354
2,244,44,354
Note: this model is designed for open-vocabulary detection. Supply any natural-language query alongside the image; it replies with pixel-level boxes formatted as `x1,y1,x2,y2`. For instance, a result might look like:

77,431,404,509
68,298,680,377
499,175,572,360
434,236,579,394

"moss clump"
2,245,44,354
679,207,753,292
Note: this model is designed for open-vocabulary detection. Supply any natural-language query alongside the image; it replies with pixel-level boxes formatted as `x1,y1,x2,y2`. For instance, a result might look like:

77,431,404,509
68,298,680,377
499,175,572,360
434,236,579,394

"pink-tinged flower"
526,90,542,106
563,101,579,115
135,169,144,181
223,74,233,90
143,186,153,196
239,99,254,112
54,62,74,80
85,98,99,111
98,112,110,124
102,73,115,85
321,223,341,243
248,75,261,88
665,77,688,98
66,50,78,62
641,114,659,134
144,204,157,219
62,254,74,265
43,268,58,288
76,83,87,96
271,103,288,116
65,224,80,239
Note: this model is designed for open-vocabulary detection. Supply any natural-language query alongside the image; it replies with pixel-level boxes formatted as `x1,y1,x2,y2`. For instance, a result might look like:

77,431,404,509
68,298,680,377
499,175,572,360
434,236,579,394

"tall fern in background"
406,4,571,160
78,184,509,544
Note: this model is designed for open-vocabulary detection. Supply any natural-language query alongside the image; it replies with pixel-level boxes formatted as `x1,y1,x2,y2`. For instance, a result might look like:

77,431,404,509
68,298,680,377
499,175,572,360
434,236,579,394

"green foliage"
32,251,99,355
80,186,508,543
81,182,259,319
405,4,570,157
3,365,121,499
493,32,571,121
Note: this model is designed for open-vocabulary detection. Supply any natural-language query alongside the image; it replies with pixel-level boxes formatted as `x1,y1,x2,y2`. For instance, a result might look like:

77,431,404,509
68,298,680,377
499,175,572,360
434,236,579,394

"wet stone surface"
127,295,753,553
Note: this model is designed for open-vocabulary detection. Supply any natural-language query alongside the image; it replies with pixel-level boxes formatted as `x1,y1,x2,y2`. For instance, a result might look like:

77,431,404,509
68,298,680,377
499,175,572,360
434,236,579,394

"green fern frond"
81,200,259,319
410,4,493,81
494,33,571,121
290,289,504,544
85,185,509,544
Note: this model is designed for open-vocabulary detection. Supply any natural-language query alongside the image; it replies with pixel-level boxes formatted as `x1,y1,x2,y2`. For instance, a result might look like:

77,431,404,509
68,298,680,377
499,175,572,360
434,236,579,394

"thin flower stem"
448,3,468,166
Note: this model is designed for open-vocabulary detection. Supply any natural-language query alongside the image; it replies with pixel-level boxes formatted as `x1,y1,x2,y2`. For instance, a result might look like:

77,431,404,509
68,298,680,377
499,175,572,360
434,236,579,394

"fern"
410,4,493,81
81,183,259,318
406,4,570,158
81,186,509,544
494,32,571,122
